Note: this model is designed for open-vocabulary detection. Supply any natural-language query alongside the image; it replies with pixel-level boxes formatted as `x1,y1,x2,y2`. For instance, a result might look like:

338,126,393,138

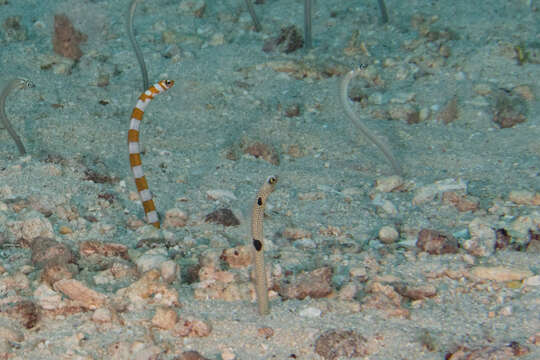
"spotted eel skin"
128,79,174,228
251,175,278,315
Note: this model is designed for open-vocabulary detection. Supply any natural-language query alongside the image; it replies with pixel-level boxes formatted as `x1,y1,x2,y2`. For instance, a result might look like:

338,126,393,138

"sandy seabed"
0,0,539,359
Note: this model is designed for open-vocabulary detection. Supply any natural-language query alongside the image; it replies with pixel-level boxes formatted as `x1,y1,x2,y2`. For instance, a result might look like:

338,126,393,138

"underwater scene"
0,0,539,358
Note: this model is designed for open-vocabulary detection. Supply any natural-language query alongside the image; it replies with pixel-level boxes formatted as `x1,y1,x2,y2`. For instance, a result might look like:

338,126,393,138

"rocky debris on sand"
314,330,370,360
416,228,459,255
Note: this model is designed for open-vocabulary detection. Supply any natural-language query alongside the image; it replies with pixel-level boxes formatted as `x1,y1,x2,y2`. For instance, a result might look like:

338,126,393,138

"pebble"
509,215,537,244
463,217,496,256
416,228,458,255
92,308,112,323
220,348,236,360
204,208,240,226
377,199,398,216
206,189,237,201
412,178,467,205
7,213,54,245
160,260,179,283
279,266,333,300
508,190,540,206
220,246,252,268
390,92,415,104
53,279,107,310
524,275,540,286
470,266,533,281
152,307,178,330
282,227,312,240
315,330,370,359
173,317,212,337
374,175,404,192
419,107,430,121
135,248,169,273
378,225,399,244
163,208,189,228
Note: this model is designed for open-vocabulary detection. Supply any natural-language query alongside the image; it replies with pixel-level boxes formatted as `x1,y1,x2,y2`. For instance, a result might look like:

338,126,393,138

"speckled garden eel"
128,80,174,228
127,0,149,91
251,175,278,315
340,65,402,175
0,78,34,155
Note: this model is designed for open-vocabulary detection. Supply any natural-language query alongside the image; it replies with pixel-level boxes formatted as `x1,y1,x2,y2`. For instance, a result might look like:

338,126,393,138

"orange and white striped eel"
128,79,174,228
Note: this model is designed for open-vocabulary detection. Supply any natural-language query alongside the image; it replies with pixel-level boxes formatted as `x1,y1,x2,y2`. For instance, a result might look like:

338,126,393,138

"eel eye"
268,176,277,185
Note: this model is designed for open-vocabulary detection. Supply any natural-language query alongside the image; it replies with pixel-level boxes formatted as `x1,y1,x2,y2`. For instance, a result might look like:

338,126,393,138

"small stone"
163,208,189,228
152,307,178,330
242,141,280,165
53,279,107,310
463,217,496,256
119,269,180,307
204,208,240,226
92,307,112,323
177,351,211,360
524,275,540,286
471,266,533,282
442,191,478,212
160,260,179,283
393,283,437,300
257,327,274,339
79,240,129,260
298,192,325,200
374,175,404,192
499,305,512,316
338,283,358,300
315,330,369,360
7,214,54,246
378,226,399,244
205,189,237,201
220,348,236,360
279,266,333,300
173,317,212,337
529,333,540,345
508,190,540,206
58,225,72,234
419,107,430,121
509,215,536,245
34,284,62,310
282,227,312,240
349,267,368,281
416,229,458,255
220,246,252,268
412,178,466,205
135,248,169,273
31,237,76,267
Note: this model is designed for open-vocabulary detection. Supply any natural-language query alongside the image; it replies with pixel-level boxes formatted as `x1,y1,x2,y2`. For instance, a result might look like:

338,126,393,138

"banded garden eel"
128,79,174,228
251,175,278,315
